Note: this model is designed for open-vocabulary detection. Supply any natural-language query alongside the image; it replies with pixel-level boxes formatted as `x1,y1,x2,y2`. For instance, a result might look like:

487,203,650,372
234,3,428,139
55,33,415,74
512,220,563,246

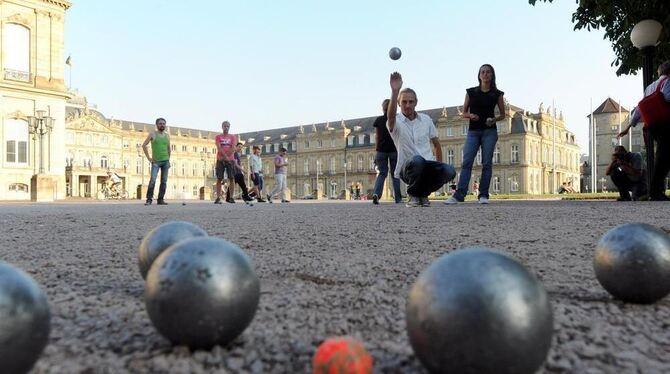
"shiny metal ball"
594,223,670,304
406,248,553,374
138,221,208,279
0,261,51,374
145,237,260,349
389,47,402,60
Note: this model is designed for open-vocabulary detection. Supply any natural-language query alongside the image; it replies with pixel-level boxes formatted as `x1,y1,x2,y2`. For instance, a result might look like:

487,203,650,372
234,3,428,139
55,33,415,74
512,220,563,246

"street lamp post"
136,144,145,199
631,19,663,193
27,110,54,174
316,159,320,199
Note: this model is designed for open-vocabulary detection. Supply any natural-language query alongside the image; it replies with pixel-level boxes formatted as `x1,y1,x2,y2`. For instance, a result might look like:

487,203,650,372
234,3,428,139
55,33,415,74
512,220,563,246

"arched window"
4,23,30,80
5,119,29,164
100,155,108,169
8,183,29,193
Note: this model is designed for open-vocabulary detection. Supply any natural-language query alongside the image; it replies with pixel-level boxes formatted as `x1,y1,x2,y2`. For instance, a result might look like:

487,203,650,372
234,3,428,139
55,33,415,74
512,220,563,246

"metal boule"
406,247,553,374
0,261,51,374
145,237,260,349
594,222,670,304
138,221,208,279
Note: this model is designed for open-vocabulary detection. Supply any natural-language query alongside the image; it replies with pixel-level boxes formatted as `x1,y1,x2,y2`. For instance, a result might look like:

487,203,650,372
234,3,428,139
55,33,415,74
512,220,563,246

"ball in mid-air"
389,47,402,60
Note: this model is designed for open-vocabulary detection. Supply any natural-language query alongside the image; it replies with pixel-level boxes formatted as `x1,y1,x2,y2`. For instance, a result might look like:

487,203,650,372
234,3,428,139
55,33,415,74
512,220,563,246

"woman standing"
445,64,506,205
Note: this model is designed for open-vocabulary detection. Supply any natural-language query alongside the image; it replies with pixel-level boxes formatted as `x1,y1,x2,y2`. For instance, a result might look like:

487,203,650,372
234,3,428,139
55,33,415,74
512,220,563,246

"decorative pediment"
67,115,115,134
6,13,32,27
7,110,27,120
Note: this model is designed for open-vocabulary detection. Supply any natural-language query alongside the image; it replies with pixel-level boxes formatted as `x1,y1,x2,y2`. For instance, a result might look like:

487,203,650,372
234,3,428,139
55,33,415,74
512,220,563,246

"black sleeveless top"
467,86,504,131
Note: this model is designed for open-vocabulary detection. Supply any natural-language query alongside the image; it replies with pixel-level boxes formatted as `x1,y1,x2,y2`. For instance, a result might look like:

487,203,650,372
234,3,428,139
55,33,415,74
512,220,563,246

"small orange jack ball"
312,336,373,374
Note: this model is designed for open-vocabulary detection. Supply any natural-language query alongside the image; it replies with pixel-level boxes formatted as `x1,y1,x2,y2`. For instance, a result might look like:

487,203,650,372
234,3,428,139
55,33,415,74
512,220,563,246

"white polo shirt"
387,112,438,178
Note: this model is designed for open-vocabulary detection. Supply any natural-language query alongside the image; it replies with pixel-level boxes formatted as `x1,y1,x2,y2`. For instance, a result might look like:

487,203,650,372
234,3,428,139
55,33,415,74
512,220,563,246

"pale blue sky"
65,1,644,151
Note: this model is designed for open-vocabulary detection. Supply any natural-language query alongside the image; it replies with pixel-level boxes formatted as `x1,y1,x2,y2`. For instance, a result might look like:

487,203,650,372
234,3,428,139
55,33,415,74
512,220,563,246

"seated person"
558,182,568,194
565,181,575,193
605,145,647,201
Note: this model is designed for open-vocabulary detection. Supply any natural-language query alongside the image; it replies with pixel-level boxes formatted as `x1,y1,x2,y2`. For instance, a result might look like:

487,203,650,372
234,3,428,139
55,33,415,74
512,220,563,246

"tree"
529,0,669,76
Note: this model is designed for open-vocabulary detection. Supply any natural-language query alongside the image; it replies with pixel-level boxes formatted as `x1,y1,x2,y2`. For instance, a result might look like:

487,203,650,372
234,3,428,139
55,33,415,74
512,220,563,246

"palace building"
56,96,582,202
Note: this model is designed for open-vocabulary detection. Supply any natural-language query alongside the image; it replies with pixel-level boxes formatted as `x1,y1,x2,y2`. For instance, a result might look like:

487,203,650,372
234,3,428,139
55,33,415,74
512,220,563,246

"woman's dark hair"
478,64,497,90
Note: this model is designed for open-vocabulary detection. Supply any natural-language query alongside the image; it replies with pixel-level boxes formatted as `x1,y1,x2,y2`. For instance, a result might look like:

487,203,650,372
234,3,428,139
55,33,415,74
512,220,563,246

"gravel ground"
0,199,669,374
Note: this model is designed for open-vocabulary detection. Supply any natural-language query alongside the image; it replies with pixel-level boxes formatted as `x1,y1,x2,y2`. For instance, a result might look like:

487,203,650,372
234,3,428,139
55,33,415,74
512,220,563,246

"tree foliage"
529,0,669,76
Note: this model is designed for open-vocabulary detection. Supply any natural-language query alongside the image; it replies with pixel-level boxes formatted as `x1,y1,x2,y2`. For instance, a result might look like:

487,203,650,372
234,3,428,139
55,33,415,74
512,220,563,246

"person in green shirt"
142,117,171,205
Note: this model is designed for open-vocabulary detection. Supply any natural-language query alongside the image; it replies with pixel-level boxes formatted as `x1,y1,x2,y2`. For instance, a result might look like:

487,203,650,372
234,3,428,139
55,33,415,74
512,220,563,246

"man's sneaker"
420,197,431,207
256,198,266,203
443,196,459,205
405,196,421,207
144,200,152,206
478,196,489,204
157,200,168,205
372,194,379,205
281,200,290,203
214,198,222,204
266,194,273,203
226,198,235,204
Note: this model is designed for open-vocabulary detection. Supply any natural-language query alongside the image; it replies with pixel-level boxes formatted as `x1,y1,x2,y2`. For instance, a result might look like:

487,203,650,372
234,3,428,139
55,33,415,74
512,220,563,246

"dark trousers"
233,172,250,200
649,126,670,198
610,168,647,200
400,155,456,198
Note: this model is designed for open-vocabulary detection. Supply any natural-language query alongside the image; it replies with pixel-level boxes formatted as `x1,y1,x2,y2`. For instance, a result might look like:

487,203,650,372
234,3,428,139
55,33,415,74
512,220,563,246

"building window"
510,176,519,192
5,119,29,164
447,127,453,137
192,163,197,176
181,145,187,152
4,23,30,80
462,126,468,136
8,183,29,193
304,159,309,175
493,176,500,192
331,138,337,147
317,139,323,148
101,135,108,145
304,140,309,149
347,136,354,146
330,157,336,173
85,134,93,145
193,185,198,196
494,146,500,164
136,158,142,174
274,143,280,152
511,145,519,163
100,155,108,169
181,163,186,176
346,156,352,171
611,137,618,146
357,155,363,171
171,144,177,151
358,134,365,145
369,154,375,170
265,144,271,153
369,134,375,144
611,124,619,131
447,149,454,165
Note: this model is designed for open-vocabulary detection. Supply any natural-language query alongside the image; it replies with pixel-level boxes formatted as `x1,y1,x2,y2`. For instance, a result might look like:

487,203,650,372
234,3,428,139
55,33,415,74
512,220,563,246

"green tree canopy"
529,0,669,76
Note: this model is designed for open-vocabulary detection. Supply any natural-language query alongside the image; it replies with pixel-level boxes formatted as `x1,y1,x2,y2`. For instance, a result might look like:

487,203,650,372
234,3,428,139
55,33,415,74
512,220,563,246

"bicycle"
97,184,129,200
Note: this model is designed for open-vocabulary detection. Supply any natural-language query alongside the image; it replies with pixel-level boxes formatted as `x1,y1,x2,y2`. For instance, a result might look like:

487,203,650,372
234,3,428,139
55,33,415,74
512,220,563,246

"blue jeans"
455,128,497,201
373,151,402,203
146,160,170,201
400,155,456,198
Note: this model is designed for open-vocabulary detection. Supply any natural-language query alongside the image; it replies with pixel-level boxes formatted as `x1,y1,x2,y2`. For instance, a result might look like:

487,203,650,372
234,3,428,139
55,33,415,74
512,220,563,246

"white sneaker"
479,196,489,204
405,196,421,207
443,196,459,205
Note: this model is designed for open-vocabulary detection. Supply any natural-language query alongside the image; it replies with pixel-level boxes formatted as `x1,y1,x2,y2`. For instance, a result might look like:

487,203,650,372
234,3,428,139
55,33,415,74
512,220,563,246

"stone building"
0,0,71,201
586,98,645,192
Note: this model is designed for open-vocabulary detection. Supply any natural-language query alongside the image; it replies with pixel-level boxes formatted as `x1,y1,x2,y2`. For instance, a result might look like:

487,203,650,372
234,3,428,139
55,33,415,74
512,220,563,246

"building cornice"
41,0,72,10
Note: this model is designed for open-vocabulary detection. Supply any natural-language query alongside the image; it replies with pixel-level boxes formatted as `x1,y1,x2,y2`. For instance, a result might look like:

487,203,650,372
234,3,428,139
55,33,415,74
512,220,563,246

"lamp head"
631,19,662,49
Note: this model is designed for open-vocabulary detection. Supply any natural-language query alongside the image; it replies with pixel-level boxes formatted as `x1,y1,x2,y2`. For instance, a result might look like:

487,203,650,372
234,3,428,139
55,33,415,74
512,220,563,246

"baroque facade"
0,0,71,200
59,97,581,201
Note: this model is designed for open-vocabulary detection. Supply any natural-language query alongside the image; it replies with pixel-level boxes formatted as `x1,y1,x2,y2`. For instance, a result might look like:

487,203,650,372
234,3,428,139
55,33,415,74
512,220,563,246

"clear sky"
65,0,645,152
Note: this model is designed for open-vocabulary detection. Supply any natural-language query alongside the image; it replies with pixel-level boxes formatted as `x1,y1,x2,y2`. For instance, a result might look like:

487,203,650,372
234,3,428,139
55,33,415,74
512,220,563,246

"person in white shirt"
386,72,456,207
106,171,121,195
